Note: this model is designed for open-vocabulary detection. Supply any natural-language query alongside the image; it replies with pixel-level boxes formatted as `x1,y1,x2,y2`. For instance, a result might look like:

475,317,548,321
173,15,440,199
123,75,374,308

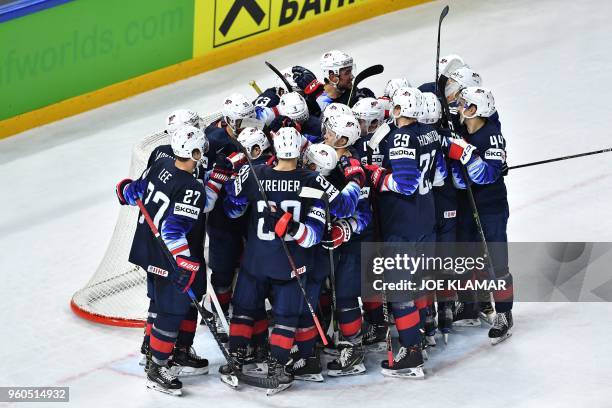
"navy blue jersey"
205,126,246,233
377,122,446,240
224,165,328,280
254,87,281,108
418,81,437,94
127,158,215,276
432,127,457,218
450,118,508,215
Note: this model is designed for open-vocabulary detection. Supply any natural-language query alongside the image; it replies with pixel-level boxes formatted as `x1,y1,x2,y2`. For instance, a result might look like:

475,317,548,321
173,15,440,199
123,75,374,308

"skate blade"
220,374,239,389
327,363,366,377
425,336,436,347
243,363,267,376
323,347,340,356
294,373,324,382
443,333,449,345
139,355,147,366
365,342,387,353
453,319,481,327
380,366,425,379
490,331,512,346
422,349,429,361
266,382,293,396
146,380,182,396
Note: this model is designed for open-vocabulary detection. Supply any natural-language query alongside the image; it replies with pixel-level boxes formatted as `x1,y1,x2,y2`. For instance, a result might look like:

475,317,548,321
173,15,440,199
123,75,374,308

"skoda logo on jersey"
213,0,271,47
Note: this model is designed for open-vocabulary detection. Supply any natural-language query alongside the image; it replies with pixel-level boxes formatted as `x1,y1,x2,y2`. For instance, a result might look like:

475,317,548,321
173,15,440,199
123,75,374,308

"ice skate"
169,345,209,376
327,341,366,377
146,361,182,396
381,345,425,379
489,311,513,345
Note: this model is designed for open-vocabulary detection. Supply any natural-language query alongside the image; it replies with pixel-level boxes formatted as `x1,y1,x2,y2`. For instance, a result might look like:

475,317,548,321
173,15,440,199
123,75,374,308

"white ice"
1,0,611,406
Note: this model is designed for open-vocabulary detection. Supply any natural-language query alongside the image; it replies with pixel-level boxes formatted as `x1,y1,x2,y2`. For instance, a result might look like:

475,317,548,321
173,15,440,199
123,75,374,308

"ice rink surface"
1,0,612,406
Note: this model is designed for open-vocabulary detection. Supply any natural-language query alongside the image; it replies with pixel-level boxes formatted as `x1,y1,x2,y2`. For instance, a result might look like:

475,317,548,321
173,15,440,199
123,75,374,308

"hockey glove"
264,206,299,238
322,219,352,250
210,154,234,184
365,164,389,192
228,152,247,169
292,66,323,96
175,256,200,293
339,156,366,188
448,138,477,165
115,178,133,205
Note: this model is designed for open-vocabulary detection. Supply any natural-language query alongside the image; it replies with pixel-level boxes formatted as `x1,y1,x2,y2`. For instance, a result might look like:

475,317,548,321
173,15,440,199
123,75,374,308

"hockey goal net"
71,112,222,327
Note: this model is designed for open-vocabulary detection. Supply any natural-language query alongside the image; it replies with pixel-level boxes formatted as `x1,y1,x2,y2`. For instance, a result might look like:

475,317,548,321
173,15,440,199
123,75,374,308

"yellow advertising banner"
193,0,431,59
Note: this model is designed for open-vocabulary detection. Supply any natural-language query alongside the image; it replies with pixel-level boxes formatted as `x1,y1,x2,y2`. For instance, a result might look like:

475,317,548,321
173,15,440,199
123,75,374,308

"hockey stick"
299,187,338,339
347,64,385,107
206,267,229,333
435,5,450,93
508,147,612,170
229,140,329,346
250,80,263,95
265,61,293,92
435,9,496,282
135,199,278,389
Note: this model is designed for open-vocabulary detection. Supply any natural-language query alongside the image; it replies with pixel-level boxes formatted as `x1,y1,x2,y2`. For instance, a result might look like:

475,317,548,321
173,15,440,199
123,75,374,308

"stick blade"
440,5,449,22
355,64,384,85
368,122,391,150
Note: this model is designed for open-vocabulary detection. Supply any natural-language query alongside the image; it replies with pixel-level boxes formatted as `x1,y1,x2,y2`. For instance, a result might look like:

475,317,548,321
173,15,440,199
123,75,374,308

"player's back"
238,165,324,280
129,157,206,273
378,122,441,240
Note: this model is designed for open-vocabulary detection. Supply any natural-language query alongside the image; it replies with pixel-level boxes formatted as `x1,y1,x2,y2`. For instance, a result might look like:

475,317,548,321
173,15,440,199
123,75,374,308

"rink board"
0,0,431,138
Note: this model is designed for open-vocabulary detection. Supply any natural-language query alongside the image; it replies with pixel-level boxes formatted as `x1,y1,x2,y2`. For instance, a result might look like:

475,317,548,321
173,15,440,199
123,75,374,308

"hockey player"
314,50,375,111
221,127,330,393
291,143,339,382
116,125,231,395
378,78,412,120
139,109,208,366
205,93,280,340
352,97,386,139
269,92,323,143
366,88,446,378
418,93,455,343
321,113,373,377
446,87,513,345
418,54,466,94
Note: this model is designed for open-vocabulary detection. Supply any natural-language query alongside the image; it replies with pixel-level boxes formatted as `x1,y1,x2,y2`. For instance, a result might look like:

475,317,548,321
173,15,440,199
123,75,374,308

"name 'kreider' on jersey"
378,122,447,240
224,164,331,281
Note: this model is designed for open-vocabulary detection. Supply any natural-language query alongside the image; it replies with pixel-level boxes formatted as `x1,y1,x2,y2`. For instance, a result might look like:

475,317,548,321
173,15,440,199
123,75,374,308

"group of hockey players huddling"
115,49,513,396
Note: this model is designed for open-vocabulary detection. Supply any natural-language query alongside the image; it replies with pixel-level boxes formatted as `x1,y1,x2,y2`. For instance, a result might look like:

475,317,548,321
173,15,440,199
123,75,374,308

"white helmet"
459,87,496,118
446,67,482,99
324,114,361,148
418,93,442,124
392,87,424,120
222,93,255,132
352,97,385,133
273,127,302,159
321,102,353,134
384,78,412,98
237,127,270,159
320,50,355,79
276,67,298,92
171,125,209,165
166,109,201,134
303,143,338,176
278,92,309,122
439,54,466,77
